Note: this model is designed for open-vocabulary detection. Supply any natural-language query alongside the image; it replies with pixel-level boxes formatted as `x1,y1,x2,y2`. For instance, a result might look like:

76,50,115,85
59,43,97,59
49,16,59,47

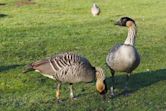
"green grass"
0,0,166,111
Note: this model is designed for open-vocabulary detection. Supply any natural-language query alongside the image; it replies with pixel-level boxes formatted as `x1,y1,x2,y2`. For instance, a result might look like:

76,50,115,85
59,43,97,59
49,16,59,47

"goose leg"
69,83,75,99
124,73,130,96
110,70,115,97
56,83,62,102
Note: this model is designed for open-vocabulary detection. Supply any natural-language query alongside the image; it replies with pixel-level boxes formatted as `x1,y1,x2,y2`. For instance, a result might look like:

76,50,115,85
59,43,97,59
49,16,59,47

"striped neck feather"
124,25,137,46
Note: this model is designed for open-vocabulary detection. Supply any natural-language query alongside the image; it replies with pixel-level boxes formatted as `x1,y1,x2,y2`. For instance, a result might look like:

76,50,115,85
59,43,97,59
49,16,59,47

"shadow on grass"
0,14,7,18
105,69,166,96
0,64,23,73
0,3,6,6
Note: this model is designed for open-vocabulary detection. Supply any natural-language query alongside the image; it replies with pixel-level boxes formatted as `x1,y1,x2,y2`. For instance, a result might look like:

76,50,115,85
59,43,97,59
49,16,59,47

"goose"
91,3,100,16
23,52,107,101
106,17,140,96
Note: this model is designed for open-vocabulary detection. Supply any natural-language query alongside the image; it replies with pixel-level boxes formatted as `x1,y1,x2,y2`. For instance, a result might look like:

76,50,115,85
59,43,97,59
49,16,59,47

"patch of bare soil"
16,0,36,7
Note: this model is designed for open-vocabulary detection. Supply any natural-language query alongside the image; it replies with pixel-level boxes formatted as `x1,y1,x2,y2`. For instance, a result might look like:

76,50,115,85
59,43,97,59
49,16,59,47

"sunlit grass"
0,0,166,110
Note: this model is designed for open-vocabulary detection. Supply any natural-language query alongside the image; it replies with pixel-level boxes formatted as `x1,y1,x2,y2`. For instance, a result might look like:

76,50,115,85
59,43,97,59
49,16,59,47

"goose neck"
124,25,137,46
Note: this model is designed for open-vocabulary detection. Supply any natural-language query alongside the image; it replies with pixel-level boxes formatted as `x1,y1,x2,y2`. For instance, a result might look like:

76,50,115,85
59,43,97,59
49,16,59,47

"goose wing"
24,52,92,74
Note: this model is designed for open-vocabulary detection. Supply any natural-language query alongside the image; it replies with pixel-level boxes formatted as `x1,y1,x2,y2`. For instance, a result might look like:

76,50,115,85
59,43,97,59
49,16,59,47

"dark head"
115,17,136,27
95,67,108,96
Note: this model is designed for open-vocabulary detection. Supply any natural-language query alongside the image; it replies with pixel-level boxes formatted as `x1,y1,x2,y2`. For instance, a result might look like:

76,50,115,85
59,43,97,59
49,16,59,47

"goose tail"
23,63,34,73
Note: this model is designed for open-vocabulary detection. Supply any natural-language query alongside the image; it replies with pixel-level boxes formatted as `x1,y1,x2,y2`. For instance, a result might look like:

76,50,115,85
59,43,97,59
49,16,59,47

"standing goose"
23,52,107,101
91,3,100,16
106,17,140,96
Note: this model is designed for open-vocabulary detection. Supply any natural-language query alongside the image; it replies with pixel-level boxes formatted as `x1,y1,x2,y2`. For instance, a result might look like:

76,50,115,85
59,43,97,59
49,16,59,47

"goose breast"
106,44,140,72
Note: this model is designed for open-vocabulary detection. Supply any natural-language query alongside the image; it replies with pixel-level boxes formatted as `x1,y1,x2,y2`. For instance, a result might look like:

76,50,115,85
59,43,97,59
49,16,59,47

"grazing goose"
91,3,100,16
23,52,107,101
106,17,140,96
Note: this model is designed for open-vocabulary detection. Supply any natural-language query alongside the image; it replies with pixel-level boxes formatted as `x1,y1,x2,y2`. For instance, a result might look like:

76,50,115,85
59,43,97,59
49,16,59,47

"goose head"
115,17,136,27
93,3,97,7
95,67,107,96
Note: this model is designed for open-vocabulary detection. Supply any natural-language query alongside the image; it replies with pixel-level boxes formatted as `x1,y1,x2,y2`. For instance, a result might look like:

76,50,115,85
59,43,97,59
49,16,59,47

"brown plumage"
23,52,107,101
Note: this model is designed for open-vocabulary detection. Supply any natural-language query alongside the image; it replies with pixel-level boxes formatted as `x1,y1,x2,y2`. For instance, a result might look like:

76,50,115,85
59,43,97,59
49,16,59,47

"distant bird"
106,17,140,96
23,52,107,101
91,3,100,16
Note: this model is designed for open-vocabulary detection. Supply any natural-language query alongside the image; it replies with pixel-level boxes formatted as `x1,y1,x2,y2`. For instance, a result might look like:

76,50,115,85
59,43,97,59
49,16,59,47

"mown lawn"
0,0,166,111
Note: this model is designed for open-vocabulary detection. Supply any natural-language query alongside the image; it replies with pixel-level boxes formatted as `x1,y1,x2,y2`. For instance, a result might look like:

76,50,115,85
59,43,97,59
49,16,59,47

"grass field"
0,0,166,111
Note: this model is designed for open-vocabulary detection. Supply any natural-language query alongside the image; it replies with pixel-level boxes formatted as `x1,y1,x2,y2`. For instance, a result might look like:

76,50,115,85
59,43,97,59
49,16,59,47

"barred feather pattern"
31,53,96,83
